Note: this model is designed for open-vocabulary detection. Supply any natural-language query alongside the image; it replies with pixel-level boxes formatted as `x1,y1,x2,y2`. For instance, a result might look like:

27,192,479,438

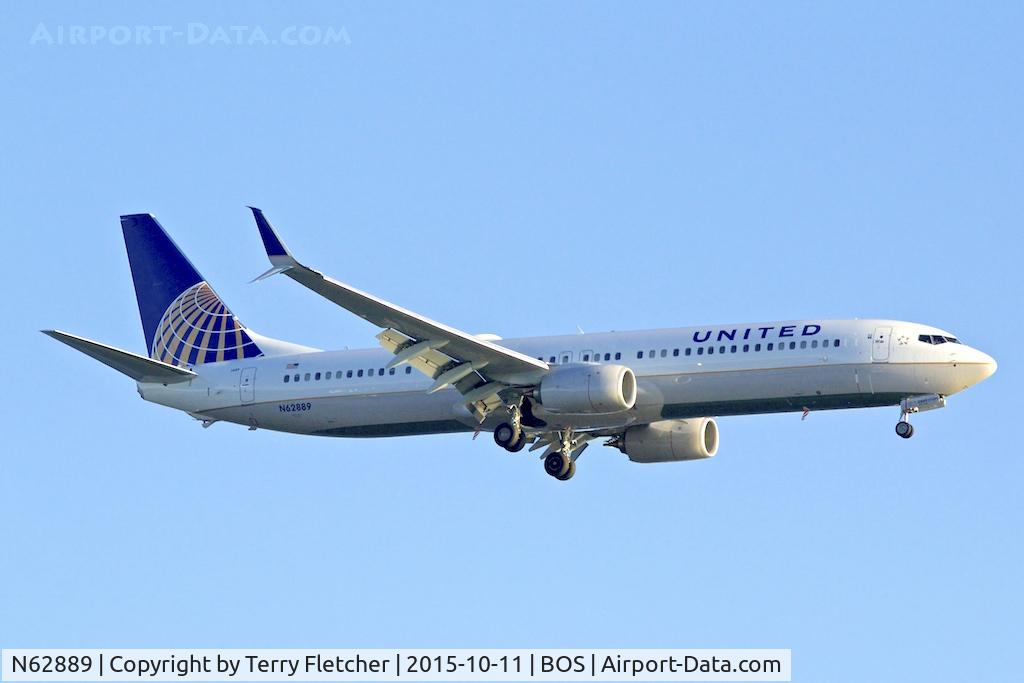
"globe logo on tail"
151,282,262,367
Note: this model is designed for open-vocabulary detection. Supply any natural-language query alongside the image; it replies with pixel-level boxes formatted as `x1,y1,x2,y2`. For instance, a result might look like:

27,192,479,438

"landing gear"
494,402,532,452
895,420,914,439
544,452,574,479
493,422,520,449
507,431,528,452
540,428,589,481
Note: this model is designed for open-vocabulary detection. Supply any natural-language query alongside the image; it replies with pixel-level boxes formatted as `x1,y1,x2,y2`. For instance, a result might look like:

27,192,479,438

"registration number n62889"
279,402,312,413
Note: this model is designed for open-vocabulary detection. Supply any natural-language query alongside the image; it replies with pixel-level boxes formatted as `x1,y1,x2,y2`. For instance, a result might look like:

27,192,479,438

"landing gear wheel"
493,422,520,449
556,460,576,481
544,452,572,478
895,421,914,439
507,431,528,452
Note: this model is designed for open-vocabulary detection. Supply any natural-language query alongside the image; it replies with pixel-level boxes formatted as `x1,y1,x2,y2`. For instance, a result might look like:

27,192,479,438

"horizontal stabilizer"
42,330,198,384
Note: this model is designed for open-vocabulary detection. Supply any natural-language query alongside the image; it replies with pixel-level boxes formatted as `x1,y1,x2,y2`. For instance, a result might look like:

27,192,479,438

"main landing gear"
494,421,527,452
544,451,575,481
491,402,580,481
540,428,590,481
493,403,527,452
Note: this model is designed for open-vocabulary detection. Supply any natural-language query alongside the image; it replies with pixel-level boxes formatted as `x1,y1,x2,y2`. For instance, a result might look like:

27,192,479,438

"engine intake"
536,364,637,414
621,418,719,463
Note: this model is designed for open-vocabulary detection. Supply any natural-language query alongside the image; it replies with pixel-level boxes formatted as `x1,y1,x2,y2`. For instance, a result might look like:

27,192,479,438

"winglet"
248,207,297,270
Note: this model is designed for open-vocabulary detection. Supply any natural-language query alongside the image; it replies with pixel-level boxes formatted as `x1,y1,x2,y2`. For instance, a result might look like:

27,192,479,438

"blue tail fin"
121,214,264,367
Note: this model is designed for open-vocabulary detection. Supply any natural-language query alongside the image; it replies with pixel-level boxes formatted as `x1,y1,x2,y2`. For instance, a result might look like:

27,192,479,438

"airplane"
43,209,998,481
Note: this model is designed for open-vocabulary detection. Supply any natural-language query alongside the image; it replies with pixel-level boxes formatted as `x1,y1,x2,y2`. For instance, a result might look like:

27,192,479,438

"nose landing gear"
894,394,946,439
895,419,914,439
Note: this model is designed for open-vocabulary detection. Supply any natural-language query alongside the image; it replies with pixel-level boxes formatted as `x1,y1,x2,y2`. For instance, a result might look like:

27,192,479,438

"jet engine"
535,364,637,414
620,418,719,463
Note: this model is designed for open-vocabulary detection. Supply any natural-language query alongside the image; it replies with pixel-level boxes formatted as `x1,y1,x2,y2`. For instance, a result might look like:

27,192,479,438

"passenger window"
743,344,749,352
660,349,667,358
708,347,715,355
811,340,818,348
347,370,353,378
389,368,396,375
283,375,290,383
833,339,840,347
582,354,590,361
357,370,363,377
379,368,385,376
325,371,332,380
789,341,796,349
685,348,692,356
614,352,620,360
730,345,737,353
293,374,300,382
697,347,704,355
673,348,679,357
719,346,726,354
755,343,761,351
648,349,655,358
549,356,556,363
637,351,643,359
304,373,311,381
767,343,773,351
405,366,412,374
800,341,807,349
604,353,611,361
315,372,321,380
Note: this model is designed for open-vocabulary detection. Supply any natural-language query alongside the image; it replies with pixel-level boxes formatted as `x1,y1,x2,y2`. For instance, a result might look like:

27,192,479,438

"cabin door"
871,326,892,362
239,367,257,403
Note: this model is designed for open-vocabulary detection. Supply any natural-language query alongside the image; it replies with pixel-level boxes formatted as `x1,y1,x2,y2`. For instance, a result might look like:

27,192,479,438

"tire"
494,423,516,448
507,431,528,452
556,460,576,481
896,421,913,439
544,452,570,477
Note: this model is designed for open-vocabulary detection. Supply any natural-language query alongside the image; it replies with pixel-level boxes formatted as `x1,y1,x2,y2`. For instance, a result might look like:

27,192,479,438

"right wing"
42,330,198,384
249,208,549,420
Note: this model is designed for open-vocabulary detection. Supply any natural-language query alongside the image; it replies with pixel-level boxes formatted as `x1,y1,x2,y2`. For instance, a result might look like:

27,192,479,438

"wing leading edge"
248,208,548,420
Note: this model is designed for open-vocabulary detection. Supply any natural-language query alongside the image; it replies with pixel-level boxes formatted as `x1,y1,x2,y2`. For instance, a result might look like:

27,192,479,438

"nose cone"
963,349,997,386
980,351,998,380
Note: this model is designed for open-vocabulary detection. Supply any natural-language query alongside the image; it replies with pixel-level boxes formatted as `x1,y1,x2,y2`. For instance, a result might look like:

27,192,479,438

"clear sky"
2,2,1021,681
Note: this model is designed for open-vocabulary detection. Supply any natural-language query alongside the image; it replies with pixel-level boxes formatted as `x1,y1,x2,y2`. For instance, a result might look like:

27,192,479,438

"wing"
42,330,198,384
249,208,548,420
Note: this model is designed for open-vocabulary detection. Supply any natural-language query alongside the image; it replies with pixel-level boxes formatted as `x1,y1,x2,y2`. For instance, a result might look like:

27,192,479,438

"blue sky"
1,2,1021,680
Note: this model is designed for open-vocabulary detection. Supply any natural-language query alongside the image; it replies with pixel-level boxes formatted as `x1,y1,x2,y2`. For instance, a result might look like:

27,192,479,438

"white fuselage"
138,319,996,437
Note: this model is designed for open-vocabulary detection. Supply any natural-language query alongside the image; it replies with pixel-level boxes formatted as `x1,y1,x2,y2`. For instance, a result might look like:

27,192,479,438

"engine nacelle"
536,364,637,414
621,418,719,463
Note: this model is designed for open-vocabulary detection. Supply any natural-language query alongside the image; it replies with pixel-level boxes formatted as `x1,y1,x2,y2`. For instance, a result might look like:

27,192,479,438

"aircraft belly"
203,390,470,436
650,364,862,406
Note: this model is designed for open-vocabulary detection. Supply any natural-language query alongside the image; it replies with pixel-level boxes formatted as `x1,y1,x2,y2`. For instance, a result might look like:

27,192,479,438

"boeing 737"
44,210,998,481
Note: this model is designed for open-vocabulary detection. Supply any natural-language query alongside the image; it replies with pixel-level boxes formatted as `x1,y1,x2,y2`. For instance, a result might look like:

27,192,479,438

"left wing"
248,208,548,420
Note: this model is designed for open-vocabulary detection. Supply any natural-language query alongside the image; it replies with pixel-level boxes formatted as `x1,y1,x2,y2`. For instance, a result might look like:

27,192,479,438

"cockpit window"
919,334,962,345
